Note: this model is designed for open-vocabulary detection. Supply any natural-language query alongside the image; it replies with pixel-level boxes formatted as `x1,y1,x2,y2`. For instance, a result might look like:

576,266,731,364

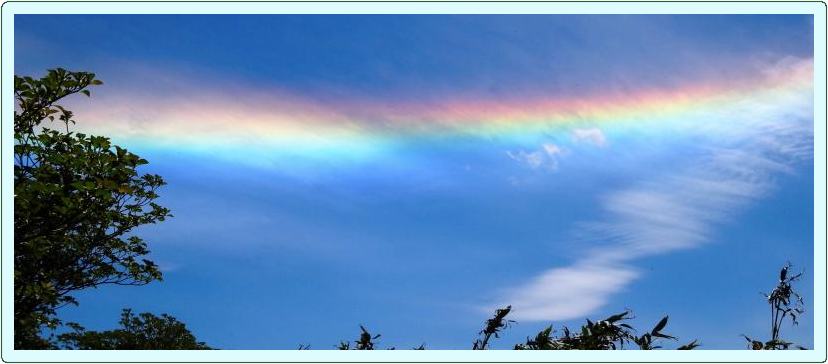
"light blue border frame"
1,2,825,362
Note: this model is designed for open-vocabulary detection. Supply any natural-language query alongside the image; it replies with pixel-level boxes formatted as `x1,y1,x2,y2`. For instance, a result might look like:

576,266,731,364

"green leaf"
652,316,668,334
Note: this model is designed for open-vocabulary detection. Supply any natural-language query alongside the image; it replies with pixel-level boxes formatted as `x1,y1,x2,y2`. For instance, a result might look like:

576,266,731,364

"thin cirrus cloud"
504,128,605,173
503,57,814,321
571,127,607,146
506,143,565,171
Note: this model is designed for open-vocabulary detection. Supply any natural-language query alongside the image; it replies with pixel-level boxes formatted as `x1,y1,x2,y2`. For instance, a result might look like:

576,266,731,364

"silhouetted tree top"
14,68,171,348
58,309,210,350
742,262,807,350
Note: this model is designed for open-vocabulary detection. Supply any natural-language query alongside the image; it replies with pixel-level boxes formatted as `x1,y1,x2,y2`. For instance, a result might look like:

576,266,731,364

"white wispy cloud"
504,264,639,320
502,58,814,321
572,127,607,146
507,143,565,171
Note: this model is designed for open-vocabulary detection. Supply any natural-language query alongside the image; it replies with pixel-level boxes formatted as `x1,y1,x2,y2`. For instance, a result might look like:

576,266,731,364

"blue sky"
15,15,814,349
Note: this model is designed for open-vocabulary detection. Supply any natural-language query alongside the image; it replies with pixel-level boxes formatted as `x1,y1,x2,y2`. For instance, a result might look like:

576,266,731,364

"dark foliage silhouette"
473,305,514,349
13,68,202,349
510,310,697,350
58,309,210,350
742,263,807,350
337,325,381,350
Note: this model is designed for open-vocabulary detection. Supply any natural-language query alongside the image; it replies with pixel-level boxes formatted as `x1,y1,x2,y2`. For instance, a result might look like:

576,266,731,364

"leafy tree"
472,305,513,349
337,325,381,350
57,309,210,350
633,316,701,350
329,307,698,351
14,69,171,348
742,263,806,350
507,309,698,350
